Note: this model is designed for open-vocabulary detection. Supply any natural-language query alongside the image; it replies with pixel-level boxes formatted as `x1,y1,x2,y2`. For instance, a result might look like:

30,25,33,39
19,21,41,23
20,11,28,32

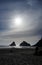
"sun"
10,16,23,28
14,17,22,26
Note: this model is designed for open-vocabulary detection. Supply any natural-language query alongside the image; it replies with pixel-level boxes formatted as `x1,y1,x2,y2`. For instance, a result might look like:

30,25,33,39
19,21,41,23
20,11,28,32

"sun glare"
14,17,22,26
10,16,23,28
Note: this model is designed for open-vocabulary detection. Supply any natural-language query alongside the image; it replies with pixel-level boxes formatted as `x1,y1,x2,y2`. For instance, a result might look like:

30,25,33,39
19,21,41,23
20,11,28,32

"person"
35,46,38,55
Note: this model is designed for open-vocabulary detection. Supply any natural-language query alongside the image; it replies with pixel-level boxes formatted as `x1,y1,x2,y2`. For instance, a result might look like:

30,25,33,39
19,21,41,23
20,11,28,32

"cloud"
0,0,42,45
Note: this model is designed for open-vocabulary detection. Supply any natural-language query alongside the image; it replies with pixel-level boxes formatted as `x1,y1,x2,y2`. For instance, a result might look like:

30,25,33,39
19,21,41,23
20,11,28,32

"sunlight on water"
0,46,36,49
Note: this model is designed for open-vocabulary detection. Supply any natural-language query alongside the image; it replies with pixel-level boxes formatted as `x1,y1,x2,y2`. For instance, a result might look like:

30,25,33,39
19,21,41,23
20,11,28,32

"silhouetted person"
35,46,38,55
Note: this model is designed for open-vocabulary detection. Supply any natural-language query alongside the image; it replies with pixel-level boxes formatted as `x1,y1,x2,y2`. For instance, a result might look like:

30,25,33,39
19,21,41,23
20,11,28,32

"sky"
0,0,42,46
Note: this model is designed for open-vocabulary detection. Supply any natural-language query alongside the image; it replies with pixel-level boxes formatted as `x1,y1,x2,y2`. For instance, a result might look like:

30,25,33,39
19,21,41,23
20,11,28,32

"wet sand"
0,48,42,65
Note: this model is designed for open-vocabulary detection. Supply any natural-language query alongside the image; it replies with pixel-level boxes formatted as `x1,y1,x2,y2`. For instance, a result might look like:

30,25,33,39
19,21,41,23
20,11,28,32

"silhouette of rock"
10,41,16,46
34,38,42,47
20,41,30,46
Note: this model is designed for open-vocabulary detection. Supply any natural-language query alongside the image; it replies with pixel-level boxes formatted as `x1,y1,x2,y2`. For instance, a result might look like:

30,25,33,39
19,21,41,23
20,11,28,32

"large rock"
10,41,16,46
33,38,42,47
20,41,30,46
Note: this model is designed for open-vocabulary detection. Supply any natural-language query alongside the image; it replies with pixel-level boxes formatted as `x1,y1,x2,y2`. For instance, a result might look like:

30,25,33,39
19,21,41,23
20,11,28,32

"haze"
0,0,42,46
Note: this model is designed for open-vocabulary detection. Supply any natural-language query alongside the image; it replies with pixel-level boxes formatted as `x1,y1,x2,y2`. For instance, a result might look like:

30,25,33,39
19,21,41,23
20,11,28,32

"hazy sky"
0,0,42,45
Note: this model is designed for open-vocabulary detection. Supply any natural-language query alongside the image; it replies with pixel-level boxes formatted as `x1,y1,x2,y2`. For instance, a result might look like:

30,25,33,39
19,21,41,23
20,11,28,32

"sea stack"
20,41,30,46
10,41,16,46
